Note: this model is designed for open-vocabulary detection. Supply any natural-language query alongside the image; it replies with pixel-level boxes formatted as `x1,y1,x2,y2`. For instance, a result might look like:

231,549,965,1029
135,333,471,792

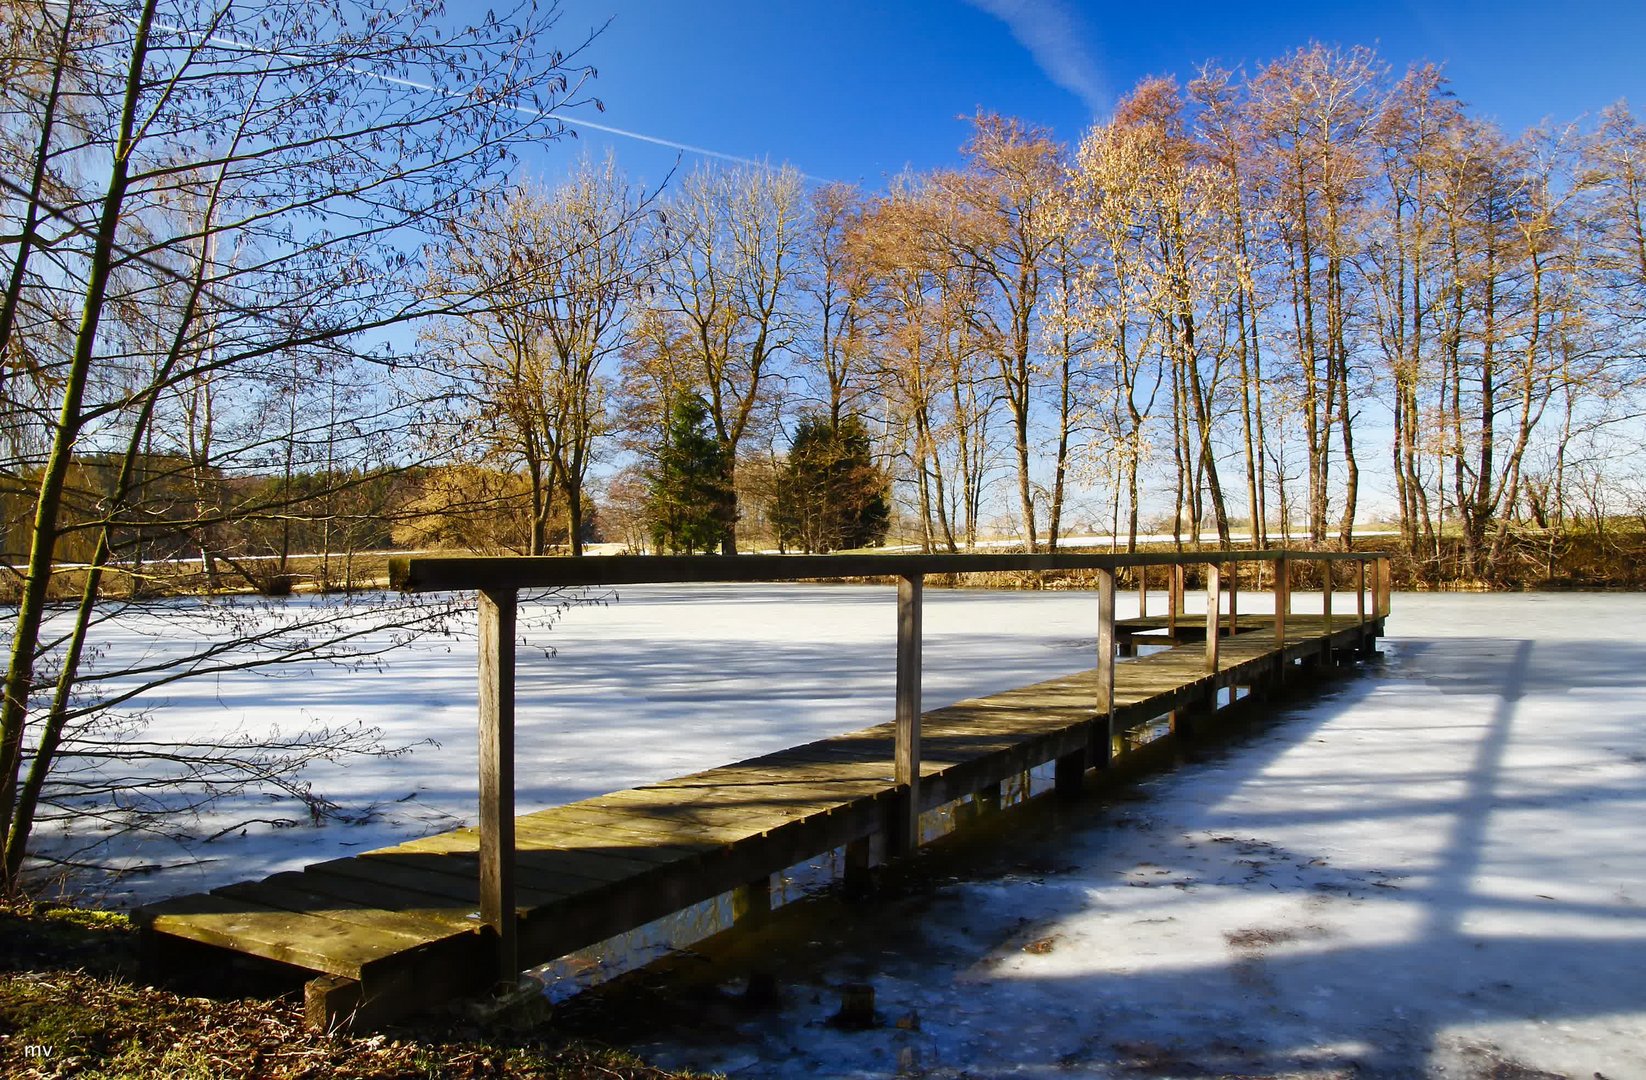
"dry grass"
0,903,700,1080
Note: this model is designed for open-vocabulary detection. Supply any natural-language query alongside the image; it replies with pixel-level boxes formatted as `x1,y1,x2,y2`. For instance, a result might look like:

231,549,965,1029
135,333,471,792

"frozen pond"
36,582,1187,904
29,587,1646,1076
631,592,1646,1079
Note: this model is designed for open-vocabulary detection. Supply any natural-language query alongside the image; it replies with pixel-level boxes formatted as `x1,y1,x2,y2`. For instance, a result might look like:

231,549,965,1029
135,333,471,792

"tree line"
416,44,1646,578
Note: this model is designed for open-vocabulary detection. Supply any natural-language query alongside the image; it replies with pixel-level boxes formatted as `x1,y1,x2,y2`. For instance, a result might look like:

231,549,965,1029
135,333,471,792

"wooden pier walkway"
138,551,1389,1028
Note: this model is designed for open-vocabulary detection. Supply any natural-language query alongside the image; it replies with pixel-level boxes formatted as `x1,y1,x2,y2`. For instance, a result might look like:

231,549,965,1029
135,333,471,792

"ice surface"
627,592,1646,1079
32,586,1646,1076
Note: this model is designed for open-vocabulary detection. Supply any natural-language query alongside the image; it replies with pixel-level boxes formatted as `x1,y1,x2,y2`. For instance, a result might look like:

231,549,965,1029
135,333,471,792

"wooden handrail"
423,547,1392,987
391,548,1395,593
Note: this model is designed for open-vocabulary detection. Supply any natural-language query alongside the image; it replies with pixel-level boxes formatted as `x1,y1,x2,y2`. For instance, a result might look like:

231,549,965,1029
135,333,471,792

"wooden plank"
212,875,470,944
393,549,1396,594
245,870,477,935
391,828,662,886
145,892,429,978
511,813,710,864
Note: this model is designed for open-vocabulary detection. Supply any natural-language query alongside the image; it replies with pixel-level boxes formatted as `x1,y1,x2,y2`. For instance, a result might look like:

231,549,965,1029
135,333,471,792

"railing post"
1357,559,1367,624
477,587,518,986
1376,555,1392,617
1136,565,1147,619
1168,563,1183,637
1273,556,1289,651
1095,568,1116,767
1226,560,1239,637
1322,558,1334,631
1204,563,1221,673
891,573,922,855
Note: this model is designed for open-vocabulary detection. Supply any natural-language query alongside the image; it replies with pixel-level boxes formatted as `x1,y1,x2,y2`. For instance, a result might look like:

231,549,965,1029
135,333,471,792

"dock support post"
1376,555,1392,618
1205,563,1221,674
1322,559,1334,629
1321,560,1336,666
1357,559,1367,624
1094,568,1117,768
1054,751,1085,800
1167,563,1183,638
1357,558,1374,655
732,875,772,926
891,574,923,856
843,836,873,895
1273,556,1289,680
477,587,518,987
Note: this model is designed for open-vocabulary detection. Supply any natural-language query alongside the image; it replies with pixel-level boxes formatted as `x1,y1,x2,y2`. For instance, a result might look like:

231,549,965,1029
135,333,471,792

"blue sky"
524,0,1646,189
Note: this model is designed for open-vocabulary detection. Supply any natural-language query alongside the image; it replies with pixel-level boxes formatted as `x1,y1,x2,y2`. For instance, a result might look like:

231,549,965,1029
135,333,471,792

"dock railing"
390,548,1392,985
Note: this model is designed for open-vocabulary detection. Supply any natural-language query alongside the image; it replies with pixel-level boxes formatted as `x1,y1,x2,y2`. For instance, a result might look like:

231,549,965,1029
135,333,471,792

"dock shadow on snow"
612,635,1645,1079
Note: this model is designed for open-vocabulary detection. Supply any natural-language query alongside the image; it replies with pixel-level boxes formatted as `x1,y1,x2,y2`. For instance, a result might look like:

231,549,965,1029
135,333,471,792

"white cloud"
963,0,1109,116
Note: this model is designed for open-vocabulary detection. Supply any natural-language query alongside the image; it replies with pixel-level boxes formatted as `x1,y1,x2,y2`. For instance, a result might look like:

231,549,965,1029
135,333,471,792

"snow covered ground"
34,587,1646,1076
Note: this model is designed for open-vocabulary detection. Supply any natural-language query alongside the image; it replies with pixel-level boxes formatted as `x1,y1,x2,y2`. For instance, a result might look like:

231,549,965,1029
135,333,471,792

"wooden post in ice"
1273,556,1289,675
1094,568,1116,768
891,574,923,855
1320,559,1336,666
477,587,518,986
1357,559,1367,623
1204,563,1221,674
1167,563,1183,637
1322,559,1334,628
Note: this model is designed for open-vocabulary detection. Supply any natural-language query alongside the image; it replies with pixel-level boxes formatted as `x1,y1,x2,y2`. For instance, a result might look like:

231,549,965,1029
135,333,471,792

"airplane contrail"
132,9,824,182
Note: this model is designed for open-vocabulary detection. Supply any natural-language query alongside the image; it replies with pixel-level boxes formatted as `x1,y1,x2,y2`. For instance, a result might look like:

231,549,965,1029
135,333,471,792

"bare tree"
424,156,647,555
935,114,1065,551
1248,44,1383,545
0,0,591,887
653,164,804,554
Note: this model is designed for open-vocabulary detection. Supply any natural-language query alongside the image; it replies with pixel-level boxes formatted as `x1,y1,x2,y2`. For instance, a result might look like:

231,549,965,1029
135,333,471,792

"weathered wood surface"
392,549,1390,593
140,612,1380,1026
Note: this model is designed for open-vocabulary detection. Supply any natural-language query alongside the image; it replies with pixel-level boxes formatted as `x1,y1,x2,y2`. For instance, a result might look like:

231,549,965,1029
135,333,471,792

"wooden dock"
138,551,1389,1028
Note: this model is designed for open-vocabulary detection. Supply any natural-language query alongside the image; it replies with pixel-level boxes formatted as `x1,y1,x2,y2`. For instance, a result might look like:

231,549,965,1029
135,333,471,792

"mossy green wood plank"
146,892,429,978
515,811,719,860
611,781,870,824
301,851,589,913
244,870,477,935
530,802,741,847
366,836,616,895
420,814,709,866
387,830,654,886
510,819,701,870
212,875,470,943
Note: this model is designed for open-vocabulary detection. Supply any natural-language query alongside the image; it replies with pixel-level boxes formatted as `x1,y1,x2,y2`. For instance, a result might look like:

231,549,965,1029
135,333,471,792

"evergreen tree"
773,414,891,553
646,395,736,554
